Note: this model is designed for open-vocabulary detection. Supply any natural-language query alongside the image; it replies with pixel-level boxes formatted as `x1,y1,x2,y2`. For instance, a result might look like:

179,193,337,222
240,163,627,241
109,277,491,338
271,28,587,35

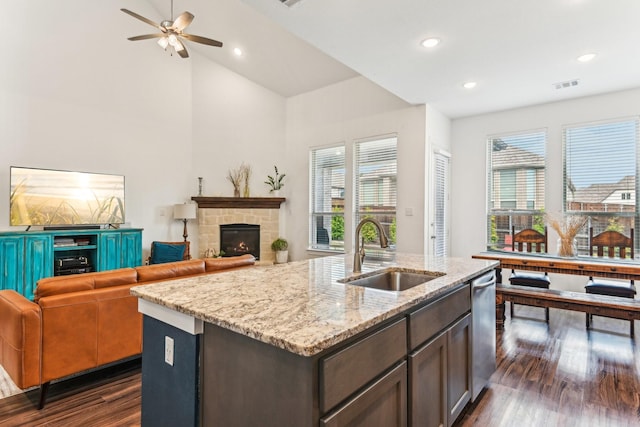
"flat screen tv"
10,166,125,227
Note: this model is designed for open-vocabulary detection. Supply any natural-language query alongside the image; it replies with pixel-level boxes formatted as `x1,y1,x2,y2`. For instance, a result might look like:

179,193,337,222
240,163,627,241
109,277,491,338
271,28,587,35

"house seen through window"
487,130,546,249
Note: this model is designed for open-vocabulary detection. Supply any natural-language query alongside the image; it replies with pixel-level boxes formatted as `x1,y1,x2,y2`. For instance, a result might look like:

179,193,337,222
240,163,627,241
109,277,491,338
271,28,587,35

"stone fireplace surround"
192,197,285,264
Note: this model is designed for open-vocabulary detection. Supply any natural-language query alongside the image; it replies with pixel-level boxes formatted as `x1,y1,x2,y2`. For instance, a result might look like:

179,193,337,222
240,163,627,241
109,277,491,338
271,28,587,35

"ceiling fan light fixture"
158,37,169,49
121,5,222,59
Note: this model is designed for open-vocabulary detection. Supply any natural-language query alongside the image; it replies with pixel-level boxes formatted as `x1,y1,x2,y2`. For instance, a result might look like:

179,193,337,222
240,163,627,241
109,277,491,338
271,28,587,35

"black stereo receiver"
55,256,89,269
55,266,94,276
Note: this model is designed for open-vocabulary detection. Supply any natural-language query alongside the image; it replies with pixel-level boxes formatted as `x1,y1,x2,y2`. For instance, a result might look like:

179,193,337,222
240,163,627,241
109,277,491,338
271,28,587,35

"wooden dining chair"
509,226,551,322
585,228,636,336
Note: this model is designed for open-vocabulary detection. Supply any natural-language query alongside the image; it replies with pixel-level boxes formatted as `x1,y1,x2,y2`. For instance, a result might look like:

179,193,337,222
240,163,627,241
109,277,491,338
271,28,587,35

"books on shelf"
54,237,76,247
54,237,92,247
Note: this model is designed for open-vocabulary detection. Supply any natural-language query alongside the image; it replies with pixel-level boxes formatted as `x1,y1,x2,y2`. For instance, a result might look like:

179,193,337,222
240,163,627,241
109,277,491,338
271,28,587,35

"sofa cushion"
509,271,551,289
150,242,187,264
585,279,636,298
136,259,206,283
35,268,138,302
205,254,256,272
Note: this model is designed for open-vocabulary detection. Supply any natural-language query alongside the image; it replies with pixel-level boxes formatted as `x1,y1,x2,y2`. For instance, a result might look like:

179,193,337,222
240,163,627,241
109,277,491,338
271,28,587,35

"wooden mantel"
191,197,286,209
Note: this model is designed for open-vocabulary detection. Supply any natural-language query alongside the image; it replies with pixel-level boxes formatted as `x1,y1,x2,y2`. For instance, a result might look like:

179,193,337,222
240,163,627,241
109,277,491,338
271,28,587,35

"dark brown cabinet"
409,331,447,427
200,283,474,427
320,319,407,413
447,314,472,426
321,361,407,427
408,285,472,427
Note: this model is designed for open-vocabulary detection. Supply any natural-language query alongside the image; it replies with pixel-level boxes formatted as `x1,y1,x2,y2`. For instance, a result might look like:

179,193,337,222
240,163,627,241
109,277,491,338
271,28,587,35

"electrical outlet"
159,208,166,217
165,336,174,366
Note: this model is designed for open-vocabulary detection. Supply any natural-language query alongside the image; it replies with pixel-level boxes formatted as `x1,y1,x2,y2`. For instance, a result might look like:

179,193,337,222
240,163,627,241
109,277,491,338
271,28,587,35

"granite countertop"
131,253,498,357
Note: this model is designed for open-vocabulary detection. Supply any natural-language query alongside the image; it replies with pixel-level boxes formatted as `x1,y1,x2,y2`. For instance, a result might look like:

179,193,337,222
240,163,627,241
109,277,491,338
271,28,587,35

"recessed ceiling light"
233,47,243,57
463,81,477,89
577,53,596,62
421,38,441,48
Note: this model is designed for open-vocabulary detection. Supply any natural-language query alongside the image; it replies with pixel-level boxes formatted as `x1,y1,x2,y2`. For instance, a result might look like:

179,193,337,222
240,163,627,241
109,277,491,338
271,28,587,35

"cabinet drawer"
408,284,470,350
321,361,407,427
320,318,407,413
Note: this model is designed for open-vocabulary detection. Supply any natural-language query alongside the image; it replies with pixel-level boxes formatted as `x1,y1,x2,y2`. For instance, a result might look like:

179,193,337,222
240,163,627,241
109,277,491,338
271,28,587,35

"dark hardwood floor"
0,359,141,427
1,307,639,426
456,306,640,427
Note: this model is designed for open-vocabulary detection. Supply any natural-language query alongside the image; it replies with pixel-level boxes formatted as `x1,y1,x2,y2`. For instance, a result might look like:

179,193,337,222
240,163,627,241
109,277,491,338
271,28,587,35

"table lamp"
174,203,197,242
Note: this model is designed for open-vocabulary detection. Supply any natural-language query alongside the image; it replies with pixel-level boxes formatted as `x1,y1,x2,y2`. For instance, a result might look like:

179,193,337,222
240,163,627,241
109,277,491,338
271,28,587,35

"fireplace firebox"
220,224,260,260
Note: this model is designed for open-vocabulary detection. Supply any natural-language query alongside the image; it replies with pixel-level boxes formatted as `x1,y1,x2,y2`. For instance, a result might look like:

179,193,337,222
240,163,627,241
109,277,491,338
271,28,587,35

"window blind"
354,137,397,252
310,145,345,251
563,118,639,252
433,152,449,257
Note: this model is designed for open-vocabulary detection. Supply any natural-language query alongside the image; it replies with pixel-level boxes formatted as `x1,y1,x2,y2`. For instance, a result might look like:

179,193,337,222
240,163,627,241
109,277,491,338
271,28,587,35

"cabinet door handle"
610,267,617,272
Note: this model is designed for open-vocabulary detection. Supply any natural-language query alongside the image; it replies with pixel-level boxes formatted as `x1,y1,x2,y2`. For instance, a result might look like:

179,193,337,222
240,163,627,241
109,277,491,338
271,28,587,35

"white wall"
190,54,286,257
450,87,640,260
1,1,288,261
285,76,433,260
1,1,193,256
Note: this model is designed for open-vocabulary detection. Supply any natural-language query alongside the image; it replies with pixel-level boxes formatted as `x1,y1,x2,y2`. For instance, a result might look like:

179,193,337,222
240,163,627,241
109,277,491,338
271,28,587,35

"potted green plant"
264,166,286,196
271,237,288,264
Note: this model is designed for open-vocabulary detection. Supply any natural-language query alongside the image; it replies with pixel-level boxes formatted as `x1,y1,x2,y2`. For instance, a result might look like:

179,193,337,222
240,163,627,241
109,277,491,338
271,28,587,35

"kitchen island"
131,253,498,426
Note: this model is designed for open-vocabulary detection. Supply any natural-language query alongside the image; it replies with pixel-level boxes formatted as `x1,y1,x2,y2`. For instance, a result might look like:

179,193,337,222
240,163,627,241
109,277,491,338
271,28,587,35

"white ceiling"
142,0,640,119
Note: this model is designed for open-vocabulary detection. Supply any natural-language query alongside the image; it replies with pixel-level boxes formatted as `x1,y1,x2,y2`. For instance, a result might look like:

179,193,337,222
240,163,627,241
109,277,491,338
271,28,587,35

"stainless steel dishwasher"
471,269,496,401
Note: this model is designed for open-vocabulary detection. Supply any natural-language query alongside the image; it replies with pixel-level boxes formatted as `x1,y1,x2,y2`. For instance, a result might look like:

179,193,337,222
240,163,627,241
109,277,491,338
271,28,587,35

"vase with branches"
242,164,252,197
546,213,587,257
227,163,252,197
227,167,243,197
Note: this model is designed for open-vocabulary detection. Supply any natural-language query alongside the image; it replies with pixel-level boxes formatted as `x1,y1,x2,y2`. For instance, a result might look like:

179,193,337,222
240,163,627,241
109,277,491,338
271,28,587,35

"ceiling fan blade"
172,12,194,31
181,33,223,48
127,34,165,41
121,9,163,31
175,39,190,58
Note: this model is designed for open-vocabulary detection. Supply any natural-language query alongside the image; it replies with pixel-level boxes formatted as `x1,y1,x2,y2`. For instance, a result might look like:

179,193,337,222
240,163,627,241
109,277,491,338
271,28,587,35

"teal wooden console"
0,228,143,300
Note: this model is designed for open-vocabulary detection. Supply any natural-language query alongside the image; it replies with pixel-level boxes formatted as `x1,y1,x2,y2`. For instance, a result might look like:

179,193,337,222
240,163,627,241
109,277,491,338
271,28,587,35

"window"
310,145,345,251
354,137,397,255
487,131,546,249
564,118,639,254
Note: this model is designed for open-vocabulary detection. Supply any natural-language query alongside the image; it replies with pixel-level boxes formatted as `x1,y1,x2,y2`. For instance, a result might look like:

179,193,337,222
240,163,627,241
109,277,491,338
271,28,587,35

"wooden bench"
496,284,640,336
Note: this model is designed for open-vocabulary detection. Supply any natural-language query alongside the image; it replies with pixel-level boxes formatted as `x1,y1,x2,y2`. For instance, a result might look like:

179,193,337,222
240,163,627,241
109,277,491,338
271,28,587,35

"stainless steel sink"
339,269,444,292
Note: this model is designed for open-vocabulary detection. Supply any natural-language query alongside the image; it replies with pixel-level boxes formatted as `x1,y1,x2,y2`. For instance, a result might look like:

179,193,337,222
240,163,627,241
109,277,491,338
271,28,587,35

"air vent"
553,79,580,90
279,0,303,6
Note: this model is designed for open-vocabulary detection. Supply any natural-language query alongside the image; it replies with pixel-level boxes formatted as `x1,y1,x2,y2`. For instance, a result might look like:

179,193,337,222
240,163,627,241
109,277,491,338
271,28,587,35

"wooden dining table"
472,251,640,283
472,251,640,330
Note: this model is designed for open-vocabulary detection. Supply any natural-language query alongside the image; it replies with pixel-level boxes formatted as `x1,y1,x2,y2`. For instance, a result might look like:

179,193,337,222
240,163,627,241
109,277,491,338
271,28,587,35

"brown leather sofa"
0,255,255,407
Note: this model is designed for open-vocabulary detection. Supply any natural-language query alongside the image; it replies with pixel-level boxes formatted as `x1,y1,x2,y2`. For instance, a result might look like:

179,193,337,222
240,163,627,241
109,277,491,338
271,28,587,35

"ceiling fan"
121,1,223,59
